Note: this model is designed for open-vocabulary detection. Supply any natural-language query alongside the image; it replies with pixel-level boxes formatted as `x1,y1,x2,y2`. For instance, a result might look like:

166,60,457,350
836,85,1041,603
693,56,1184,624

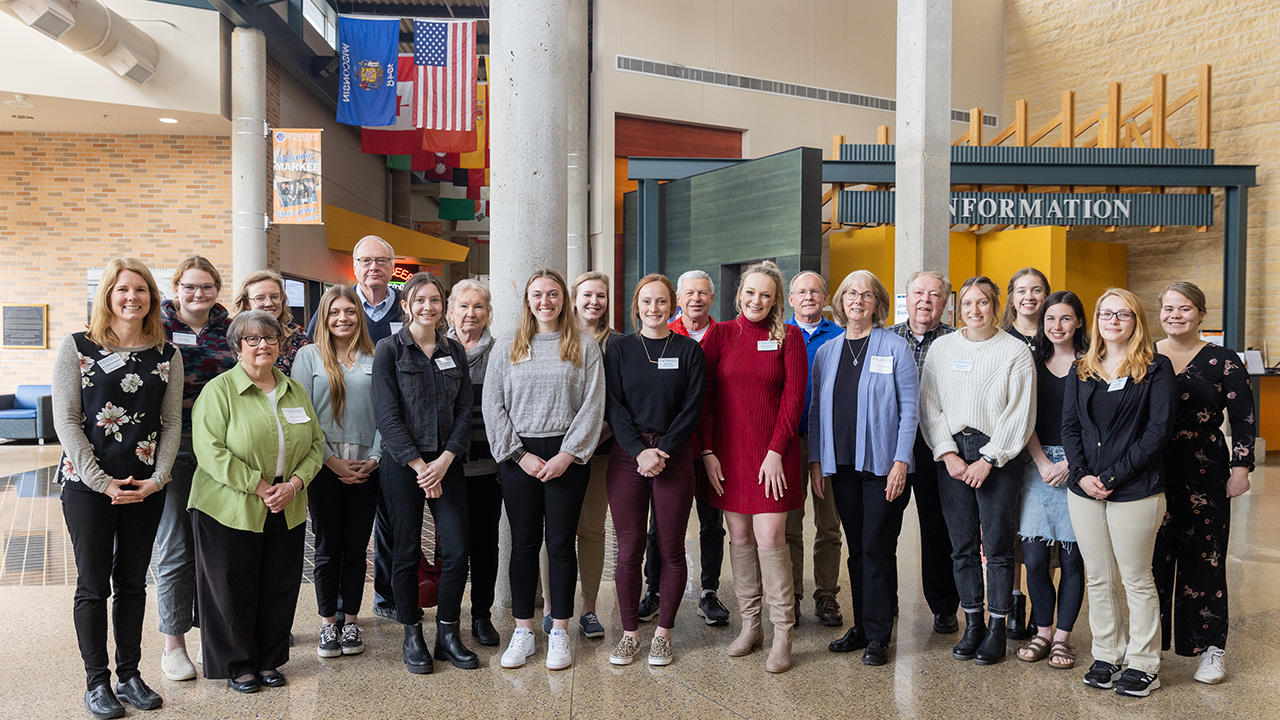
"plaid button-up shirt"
887,321,954,375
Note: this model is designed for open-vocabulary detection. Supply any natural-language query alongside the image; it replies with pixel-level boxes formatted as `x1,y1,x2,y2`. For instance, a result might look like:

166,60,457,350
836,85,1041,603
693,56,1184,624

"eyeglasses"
250,294,283,305
355,257,394,268
791,289,824,297
241,335,280,347
1097,309,1136,321
178,283,217,296
847,291,877,302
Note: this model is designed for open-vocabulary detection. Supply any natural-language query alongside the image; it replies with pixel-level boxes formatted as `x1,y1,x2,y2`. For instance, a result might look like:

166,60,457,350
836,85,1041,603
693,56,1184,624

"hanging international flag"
336,16,399,126
362,55,420,154
414,19,477,131
459,80,487,169
438,197,476,221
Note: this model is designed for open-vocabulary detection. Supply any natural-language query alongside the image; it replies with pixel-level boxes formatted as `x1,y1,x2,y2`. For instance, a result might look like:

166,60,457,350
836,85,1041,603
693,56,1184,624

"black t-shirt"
833,336,869,466
1035,363,1068,446
603,332,706,458
1088,378,1125,431
1007,326,1036,354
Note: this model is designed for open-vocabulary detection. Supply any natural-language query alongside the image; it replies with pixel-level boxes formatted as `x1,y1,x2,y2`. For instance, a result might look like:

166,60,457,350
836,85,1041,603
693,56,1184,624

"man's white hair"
676,269,714,295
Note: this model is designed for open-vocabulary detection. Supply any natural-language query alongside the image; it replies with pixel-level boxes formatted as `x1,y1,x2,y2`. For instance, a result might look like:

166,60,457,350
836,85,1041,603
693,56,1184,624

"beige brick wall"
0,132,231,392
1004,0,1278,345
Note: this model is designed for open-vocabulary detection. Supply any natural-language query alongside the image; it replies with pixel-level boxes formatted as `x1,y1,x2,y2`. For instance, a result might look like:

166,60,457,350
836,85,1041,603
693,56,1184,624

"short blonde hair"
831,270,891,328
448,278,493,331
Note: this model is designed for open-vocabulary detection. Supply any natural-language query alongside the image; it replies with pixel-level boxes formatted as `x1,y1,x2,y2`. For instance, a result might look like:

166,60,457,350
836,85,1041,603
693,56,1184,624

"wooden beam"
1062,90,1075,147
876,125,890,144
1125,119,1146,148
1029,113,1061,145
986,123,1016,147
1151,72,1166,148
1198,64,1212,148
969,107,984,146
1166,88,1197,116
831,134,845,229
1102,82,1121,148
1015,99,1029,146
1120,97,1153,125
1074,108,1102,138
952,130,970,146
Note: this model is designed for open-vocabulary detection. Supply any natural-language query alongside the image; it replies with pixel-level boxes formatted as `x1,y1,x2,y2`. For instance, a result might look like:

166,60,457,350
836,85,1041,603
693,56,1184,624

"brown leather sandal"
1017,634,1051,663
1047,641,1075,670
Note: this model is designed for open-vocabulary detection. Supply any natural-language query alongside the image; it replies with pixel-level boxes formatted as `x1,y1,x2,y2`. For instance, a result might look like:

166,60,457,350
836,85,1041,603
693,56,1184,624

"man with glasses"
783,270,845,627
308,235,404,622
886,270,962,636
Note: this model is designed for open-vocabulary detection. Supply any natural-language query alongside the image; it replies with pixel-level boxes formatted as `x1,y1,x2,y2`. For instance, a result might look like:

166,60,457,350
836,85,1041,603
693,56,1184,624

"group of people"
52,235,1253,719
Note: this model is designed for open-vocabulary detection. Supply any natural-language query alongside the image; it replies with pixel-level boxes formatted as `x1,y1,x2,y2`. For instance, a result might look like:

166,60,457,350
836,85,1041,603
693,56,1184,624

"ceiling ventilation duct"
0,0,160,85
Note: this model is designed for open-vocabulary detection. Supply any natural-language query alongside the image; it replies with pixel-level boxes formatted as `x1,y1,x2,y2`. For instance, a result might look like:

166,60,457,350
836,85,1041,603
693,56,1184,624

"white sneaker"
1194,645,1226,684
546,628,573,670
161,647,196,681
500,628,536,669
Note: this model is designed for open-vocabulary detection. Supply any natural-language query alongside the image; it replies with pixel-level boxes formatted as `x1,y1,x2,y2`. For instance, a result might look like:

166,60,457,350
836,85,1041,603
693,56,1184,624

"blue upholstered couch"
0,385,55,444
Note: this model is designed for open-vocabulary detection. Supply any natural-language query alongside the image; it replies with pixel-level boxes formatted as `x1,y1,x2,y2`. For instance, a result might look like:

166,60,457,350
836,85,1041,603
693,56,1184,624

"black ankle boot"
1006,593,1033,640
974,621,1008,665
403,623,434,674
952,612,986,660
435,620,479,669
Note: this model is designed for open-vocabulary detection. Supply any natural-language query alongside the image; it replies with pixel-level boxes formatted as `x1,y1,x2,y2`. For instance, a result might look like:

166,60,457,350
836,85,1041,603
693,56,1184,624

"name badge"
658,357,679,370
757,340,779,352
389,322,404,335
97,353,126,374
359,362,373,375
952,359,974,373
1108,377,1128,392
435,356,457,371
172,332,198,346
282,406,310,424
868,355,893,374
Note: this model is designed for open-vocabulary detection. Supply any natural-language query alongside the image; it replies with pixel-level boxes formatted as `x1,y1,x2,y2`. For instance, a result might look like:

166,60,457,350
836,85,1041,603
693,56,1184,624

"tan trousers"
785,442,843,600
539,453,609,608
1067,491,1166,674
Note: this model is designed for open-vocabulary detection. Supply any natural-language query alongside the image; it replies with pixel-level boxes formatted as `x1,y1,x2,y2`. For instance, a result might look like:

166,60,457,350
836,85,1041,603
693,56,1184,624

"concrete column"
231,27,268,286
489,0,571,607
894,0,952,290
566,0,590,280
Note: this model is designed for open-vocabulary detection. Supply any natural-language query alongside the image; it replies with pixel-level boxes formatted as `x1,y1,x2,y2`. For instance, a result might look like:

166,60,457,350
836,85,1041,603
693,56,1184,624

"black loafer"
828,626,868,653
227,676,261,694
472,618,500,647
114,676,163,710
862,640,889,666
84,684,126,719
257,670,288,688
933,612,959,634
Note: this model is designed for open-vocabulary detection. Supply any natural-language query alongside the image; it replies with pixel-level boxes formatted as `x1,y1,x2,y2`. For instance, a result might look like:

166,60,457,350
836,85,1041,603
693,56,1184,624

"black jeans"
1023,537,1085,632
62,485,166,688
369,488,396,612
500,435,591,620
466,473,502,621
381,452,470,625
644,460,725,593
936,429,1020,617
831,467,909,642
906,431,960,615
308,466,380,618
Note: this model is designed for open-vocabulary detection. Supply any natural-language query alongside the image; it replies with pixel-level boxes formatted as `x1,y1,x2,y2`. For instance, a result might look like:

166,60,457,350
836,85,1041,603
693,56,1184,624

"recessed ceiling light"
4,94,34,108
158,117,179,124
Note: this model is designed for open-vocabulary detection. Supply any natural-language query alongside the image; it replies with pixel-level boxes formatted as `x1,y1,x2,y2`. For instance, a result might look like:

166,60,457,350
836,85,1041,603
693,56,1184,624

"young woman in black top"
1063,288,1178,698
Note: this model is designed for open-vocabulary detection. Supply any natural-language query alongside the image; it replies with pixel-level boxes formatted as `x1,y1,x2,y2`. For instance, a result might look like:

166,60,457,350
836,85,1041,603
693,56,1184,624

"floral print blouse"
1167,343,1256,477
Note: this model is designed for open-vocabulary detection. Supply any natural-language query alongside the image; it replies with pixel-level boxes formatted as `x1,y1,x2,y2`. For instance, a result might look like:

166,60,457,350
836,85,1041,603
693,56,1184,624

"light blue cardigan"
808,328,919,477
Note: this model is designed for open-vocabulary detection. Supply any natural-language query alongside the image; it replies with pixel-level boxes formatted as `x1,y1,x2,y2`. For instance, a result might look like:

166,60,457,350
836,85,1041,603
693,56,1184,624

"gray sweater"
51,334,184,492
483,331,605,463
290,344,383,460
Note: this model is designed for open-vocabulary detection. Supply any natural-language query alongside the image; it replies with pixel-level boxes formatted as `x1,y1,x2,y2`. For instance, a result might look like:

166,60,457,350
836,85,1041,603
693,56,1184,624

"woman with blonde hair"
291,285,382,659
234,269,310,375
485,269,606,670
700,260,808,673
1063,288,1177,697
53,258,183,717
919,276,1035,666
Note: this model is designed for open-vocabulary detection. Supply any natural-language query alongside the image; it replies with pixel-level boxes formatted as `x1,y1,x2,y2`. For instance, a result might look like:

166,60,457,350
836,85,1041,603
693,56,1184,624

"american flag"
414,20,477,132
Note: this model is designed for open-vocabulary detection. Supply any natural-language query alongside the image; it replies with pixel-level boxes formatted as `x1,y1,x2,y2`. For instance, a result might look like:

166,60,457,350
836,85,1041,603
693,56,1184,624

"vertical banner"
336,16,399,126
272,129,323,225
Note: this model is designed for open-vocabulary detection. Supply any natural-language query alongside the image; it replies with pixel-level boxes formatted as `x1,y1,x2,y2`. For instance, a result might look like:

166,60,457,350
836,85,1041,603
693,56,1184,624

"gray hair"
448,278,493,328
353,235,395,259
789,270,828,294
905,270,951,298
227,309,283,357
676,269,715,296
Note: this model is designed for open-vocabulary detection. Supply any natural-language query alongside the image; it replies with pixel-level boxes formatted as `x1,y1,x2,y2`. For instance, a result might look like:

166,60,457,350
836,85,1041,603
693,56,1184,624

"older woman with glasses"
234,269,309,376
189,310,323,693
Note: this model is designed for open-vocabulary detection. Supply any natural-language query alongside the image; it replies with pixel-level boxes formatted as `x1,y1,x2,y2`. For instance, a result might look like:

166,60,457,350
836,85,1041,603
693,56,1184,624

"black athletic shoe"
697,592,730,626
1114,669,1160,697
637,590,660,623
1083,660,1124,689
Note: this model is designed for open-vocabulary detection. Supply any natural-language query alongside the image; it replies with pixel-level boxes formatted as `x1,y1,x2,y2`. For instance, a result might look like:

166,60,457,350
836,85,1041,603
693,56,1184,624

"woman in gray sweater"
485,268,606,671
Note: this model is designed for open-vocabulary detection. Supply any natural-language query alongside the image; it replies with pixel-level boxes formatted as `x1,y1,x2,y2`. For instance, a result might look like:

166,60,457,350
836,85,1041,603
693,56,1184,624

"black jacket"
372,327,473,467
1061,354,1178,502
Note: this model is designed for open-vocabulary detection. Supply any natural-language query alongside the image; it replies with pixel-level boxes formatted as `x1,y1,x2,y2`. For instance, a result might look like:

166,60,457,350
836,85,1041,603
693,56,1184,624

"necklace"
641,333,674,365
844,334,871,366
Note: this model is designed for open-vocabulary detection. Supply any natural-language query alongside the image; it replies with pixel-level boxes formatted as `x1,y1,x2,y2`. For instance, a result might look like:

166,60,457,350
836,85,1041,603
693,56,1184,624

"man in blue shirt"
784,270,845,627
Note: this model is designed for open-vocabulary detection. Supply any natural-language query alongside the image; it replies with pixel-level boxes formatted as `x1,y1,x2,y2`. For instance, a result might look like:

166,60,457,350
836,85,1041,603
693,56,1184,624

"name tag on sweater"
658,358,679,370
97,353,126,374
172,332,198,346
435,356,457,370
390,322,404,335
869,355,893,374
282,407,310,424
757,340,779,352
359,361,373,374
952,359,973,373
1108,377,1128,392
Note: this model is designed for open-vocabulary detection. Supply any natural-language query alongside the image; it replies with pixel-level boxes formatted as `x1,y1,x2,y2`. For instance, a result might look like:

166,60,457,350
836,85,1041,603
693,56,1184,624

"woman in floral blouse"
53,258,184,719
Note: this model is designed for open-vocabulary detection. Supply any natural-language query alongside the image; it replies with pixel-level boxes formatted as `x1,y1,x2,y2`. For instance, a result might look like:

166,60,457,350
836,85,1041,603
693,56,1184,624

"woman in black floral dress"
1153,281,1254,685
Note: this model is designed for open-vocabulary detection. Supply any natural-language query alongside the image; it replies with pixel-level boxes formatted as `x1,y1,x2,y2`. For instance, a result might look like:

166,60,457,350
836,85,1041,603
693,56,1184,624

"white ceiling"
0,92,229,135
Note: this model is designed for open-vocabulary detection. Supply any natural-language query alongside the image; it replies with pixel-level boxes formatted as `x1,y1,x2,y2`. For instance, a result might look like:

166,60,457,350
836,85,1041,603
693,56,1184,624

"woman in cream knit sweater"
919,275,1035,666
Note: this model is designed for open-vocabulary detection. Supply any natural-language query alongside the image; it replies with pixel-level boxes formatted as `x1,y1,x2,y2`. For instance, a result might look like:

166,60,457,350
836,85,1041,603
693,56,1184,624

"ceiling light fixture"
4,95,35,109
158,117,179,124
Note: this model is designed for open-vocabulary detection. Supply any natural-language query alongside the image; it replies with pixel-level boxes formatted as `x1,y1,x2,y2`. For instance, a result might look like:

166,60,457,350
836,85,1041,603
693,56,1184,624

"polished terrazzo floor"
3,440,1279,719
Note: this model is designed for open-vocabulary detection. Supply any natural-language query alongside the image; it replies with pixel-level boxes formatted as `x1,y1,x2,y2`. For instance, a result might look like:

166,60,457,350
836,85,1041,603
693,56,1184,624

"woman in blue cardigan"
808,270,918,666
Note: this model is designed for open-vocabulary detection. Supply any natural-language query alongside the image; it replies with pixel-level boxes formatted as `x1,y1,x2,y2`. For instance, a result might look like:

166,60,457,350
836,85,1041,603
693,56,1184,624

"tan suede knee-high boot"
759,546,796,673
727,543,763,657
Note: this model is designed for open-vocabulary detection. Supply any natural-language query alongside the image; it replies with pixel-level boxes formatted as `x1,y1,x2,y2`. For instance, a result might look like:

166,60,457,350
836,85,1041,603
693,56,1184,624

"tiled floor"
3,439,1279,719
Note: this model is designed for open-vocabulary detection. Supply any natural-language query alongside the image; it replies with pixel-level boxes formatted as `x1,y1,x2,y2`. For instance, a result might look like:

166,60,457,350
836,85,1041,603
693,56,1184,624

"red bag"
417,540,443,609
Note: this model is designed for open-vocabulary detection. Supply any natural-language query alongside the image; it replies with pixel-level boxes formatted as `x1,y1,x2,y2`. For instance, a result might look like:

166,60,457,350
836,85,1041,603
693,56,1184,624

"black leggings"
1022,536,1085,632
308,466,380,618
382,454,470,625
500,435,590,621
466,473,503,620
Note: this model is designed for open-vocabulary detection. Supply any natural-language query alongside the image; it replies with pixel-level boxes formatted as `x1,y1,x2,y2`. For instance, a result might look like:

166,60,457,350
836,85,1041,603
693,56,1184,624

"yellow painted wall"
829,226,894,289
1065,238,1129,318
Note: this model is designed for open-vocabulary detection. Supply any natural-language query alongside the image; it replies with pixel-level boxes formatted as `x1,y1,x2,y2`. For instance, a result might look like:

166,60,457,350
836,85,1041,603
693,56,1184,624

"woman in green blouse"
189,310,323,693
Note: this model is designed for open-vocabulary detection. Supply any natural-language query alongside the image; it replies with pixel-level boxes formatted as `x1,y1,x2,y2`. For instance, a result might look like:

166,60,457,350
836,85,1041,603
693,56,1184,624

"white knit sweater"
918,327,1036,466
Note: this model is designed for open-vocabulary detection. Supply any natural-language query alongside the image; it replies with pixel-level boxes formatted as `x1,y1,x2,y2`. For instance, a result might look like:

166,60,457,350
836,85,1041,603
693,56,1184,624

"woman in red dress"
700,260,808,673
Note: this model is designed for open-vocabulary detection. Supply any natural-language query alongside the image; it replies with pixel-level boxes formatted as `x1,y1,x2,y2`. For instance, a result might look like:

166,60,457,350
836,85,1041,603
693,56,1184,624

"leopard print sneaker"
648,634,673,666
610,635,641,666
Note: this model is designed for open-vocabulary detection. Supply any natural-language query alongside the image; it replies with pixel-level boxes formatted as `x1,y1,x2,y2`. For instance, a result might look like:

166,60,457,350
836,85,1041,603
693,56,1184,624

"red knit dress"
699,316,808,514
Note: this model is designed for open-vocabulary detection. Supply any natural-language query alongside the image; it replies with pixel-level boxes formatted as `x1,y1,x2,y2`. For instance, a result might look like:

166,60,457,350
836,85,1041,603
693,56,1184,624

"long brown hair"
1000,267,1050,331
87,258,167,349
735,260,787,345
401,273,449,333
1076,288,1155,384
313,285,376,427
509,269,583,366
